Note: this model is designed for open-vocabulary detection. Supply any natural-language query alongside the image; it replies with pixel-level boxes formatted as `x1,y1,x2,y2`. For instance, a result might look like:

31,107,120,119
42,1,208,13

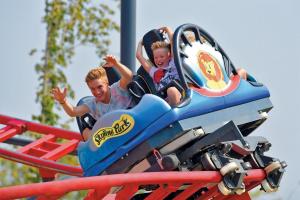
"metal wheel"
264,161,281,174
261,179,278,193
220,162,239,176
218,181,233,195
201,152,216,170
235,184,246,195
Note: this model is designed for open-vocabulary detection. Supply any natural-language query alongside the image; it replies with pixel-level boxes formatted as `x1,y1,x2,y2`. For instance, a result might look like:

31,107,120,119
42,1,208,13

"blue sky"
1,0,300,199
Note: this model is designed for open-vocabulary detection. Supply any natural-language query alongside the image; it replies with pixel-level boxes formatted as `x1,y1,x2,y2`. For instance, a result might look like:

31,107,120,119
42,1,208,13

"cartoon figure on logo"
197,51,227,90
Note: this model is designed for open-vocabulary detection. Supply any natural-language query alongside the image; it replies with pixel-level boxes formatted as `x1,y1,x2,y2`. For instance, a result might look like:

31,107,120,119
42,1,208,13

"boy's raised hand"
159,26,173,43
103,55,119,68
51,87,67,104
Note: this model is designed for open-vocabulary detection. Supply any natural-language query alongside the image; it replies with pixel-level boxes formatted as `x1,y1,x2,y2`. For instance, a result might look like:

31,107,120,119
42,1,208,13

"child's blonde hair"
85,67,108,84
151,41,171,52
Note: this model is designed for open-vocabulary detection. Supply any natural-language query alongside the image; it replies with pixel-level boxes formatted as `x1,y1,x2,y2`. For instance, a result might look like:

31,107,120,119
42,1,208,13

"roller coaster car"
76,24,286,194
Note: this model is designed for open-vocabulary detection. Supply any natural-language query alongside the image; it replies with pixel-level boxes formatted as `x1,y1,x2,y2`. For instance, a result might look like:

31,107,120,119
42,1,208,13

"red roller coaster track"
0,114,268,199
0,170,265,200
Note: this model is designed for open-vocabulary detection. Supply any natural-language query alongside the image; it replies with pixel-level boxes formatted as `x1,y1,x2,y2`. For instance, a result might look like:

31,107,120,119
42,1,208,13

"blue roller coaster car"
76,24,286,194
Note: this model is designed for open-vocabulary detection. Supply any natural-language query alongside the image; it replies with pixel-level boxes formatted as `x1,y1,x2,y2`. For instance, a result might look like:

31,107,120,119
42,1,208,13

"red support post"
0,114,82,177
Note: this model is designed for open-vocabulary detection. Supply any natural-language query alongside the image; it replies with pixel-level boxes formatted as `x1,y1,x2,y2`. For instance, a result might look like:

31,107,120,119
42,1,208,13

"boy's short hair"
151,41,171,52
85,67,108,84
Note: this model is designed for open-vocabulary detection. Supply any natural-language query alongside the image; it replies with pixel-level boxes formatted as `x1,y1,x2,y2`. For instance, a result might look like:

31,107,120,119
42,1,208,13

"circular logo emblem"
197,51,226,90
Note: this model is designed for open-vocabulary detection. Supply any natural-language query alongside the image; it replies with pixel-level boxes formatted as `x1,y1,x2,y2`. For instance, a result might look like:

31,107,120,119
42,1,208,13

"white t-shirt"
83,81,133,120
149,58,179,91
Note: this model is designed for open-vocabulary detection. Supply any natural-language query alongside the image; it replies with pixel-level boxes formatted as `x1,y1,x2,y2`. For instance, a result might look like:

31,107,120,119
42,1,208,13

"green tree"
0,0,119,199
31,0,119,127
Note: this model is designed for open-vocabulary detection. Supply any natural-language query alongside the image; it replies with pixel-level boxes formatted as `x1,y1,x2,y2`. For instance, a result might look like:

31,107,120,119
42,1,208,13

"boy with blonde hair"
51,55,133,140
136,27,182,106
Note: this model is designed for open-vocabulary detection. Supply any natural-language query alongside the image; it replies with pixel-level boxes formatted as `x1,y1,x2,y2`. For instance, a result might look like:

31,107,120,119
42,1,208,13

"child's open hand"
159,26,171,34
103,55,119,68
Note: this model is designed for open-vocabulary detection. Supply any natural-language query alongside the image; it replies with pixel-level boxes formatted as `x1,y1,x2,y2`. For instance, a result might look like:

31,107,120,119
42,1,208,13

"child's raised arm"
136,40,152,73
160,26,174,57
